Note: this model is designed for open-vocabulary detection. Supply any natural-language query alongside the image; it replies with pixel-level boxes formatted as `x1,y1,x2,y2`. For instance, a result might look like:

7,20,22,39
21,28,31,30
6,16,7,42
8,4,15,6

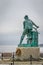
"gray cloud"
0,0,43,45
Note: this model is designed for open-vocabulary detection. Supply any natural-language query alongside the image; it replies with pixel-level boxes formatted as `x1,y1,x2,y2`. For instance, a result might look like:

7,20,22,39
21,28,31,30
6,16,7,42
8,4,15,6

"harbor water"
0,45,43,53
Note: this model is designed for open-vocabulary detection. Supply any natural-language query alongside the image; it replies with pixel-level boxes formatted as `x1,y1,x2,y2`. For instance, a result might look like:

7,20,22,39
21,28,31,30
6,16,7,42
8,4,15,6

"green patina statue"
18,15,39,47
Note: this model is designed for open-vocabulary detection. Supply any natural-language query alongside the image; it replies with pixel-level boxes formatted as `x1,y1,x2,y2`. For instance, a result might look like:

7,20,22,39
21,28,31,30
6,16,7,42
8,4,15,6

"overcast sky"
0,0,43,45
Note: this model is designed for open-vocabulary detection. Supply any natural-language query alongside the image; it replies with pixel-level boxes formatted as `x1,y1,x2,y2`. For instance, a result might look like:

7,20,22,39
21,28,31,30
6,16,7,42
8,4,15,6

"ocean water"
0,45,43,53
0,34,43,53
0,45,17,53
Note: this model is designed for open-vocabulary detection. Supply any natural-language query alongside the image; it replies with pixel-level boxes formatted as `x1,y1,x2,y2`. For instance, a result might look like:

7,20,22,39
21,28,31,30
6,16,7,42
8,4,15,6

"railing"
0,52,43,65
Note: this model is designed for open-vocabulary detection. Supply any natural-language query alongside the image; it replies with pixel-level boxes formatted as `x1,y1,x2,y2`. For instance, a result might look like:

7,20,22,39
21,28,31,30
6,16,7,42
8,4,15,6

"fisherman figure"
20,15,39,45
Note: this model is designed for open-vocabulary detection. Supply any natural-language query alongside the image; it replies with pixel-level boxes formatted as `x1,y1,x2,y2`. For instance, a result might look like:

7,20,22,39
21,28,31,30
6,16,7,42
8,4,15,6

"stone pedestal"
15,47,40,60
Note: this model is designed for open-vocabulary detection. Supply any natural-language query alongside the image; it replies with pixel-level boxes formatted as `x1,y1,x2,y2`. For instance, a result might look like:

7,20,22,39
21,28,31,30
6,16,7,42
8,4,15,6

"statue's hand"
37,26,39,28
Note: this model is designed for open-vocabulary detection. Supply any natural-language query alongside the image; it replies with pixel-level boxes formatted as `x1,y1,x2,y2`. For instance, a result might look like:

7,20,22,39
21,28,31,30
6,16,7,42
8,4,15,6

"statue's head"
24,15,28,20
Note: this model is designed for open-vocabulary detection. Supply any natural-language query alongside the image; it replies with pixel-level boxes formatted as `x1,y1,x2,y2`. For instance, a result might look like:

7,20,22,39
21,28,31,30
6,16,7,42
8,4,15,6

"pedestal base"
15,47,40,60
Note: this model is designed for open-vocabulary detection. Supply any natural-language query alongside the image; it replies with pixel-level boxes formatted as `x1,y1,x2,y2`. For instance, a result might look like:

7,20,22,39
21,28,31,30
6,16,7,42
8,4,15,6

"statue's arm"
31,20,39,28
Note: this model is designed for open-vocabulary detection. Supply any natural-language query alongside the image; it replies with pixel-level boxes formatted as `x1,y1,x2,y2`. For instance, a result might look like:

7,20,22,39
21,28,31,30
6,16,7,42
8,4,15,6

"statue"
19,15,39,47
